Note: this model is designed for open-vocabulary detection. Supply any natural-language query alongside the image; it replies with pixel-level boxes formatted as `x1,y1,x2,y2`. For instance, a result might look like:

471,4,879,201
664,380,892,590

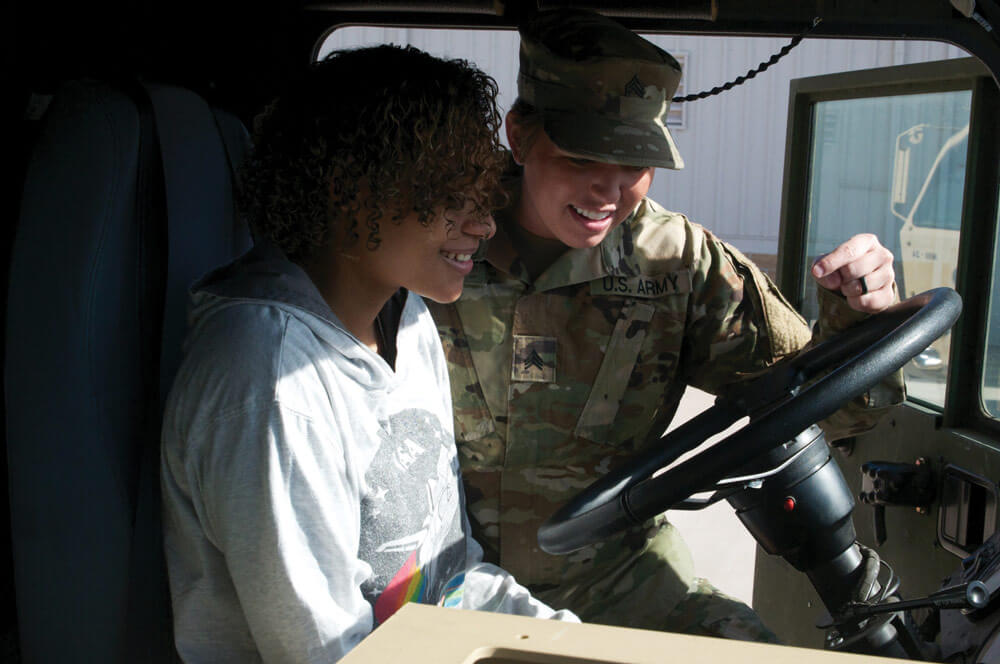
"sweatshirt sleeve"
192,401,372,663
438,562,580,622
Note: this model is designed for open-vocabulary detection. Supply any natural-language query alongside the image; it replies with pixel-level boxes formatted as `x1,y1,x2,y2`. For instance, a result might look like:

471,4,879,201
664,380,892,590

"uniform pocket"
574,300,656,444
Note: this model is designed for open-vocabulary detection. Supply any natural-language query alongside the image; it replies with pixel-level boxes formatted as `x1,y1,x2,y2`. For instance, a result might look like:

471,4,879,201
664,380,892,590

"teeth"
572,206,613,220
442,251,472,261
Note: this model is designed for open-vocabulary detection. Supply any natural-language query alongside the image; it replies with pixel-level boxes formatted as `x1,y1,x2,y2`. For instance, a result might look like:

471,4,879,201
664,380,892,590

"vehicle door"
755,56,1000,648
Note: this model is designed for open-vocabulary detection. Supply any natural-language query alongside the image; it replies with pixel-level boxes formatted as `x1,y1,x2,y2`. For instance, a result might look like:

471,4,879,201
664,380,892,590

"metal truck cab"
3,1,999,662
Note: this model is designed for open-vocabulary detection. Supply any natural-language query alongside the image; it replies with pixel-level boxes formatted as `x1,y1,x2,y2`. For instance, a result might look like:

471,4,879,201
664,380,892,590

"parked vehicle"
892,122,966,390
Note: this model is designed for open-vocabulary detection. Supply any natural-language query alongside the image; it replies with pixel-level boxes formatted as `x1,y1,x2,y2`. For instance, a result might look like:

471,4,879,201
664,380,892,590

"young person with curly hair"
160,44,575,664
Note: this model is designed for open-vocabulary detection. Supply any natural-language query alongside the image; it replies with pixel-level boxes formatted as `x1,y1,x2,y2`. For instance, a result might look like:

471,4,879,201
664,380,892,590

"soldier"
427,9,903,642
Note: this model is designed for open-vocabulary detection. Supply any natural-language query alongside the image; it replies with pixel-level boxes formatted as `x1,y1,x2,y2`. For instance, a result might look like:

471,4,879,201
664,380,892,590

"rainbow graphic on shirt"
374,550,427,624
438,572,465,608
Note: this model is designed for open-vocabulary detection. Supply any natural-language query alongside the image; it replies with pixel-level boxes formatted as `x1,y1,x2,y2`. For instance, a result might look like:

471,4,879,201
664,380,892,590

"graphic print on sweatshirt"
359,407,467,624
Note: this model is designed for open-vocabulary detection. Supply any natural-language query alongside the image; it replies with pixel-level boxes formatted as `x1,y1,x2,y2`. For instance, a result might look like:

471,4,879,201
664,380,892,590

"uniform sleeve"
192,402,372,664
679,227,809,392
808,283,906,439
679,228,903,441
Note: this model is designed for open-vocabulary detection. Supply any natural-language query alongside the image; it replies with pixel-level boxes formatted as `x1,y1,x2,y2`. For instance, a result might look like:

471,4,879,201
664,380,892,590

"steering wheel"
538,287,963,555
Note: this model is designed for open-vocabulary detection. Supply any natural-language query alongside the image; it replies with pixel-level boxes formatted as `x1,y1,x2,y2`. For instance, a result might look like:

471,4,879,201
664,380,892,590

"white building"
321,26,966,273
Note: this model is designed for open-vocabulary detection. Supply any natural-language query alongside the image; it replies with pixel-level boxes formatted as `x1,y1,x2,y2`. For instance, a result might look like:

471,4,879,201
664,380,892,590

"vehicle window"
984,205,1000,417
799,89,972,409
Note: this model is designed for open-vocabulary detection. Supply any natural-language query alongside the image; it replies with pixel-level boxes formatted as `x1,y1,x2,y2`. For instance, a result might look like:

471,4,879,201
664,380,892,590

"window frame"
665,49,689,129
776,57,1000,437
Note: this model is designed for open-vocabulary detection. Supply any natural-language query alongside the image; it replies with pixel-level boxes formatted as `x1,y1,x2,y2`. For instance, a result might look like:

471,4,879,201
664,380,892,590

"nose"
590,165,644,200
461,214,496,240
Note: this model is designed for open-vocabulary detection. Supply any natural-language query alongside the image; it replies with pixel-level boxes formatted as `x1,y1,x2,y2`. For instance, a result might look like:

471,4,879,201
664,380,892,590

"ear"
505,111,524,164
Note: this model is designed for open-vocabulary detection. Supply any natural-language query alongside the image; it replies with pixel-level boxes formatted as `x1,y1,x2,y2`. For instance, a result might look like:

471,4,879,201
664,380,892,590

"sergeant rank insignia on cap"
624,75,646,98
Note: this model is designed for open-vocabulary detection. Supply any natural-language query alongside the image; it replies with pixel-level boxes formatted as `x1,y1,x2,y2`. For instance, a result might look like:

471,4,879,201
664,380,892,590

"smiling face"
348,203,494,305
508,115,655,249
303,199,494,347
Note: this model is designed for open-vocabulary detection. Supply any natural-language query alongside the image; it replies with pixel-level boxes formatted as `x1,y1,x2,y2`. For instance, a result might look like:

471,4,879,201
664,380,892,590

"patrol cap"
517,9,685,169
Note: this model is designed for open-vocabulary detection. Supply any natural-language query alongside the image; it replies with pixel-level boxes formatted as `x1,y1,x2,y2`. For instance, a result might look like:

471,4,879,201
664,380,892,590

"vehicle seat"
5,80,252,663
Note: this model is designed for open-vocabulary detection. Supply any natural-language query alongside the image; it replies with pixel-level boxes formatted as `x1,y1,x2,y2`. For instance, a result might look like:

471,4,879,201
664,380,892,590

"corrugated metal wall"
320,28,967,257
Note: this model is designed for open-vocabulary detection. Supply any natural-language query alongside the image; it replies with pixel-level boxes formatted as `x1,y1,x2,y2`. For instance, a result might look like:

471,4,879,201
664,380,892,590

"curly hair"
241,44,506,261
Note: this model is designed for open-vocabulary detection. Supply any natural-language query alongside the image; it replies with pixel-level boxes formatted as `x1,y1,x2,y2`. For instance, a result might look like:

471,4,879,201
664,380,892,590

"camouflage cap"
518,9,684,170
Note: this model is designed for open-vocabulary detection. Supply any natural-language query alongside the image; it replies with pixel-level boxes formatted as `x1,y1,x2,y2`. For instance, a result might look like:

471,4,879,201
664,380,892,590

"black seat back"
5,79,251,663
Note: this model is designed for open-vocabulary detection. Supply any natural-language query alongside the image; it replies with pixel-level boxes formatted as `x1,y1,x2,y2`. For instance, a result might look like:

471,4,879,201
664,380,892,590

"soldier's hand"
811,233,895,314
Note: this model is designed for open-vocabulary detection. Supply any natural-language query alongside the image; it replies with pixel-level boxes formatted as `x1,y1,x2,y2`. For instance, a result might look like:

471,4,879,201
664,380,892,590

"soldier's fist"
811,233,895,314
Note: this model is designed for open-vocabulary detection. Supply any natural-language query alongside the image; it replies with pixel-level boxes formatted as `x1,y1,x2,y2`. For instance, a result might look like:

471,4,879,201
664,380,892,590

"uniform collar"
482,191,646,291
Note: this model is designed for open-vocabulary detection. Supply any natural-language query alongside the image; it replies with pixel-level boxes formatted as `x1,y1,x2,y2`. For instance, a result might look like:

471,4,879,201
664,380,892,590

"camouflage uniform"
427,194,904,639
427,7,904,641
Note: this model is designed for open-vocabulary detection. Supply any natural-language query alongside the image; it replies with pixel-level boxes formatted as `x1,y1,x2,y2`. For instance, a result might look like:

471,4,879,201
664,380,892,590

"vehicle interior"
3,0,1000,662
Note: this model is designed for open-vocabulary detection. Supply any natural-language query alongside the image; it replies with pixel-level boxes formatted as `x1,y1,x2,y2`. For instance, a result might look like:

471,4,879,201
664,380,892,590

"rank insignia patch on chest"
511,335,557,383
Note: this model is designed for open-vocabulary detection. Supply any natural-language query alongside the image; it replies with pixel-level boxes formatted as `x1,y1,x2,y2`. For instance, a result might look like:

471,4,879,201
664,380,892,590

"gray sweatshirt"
161,244,575,664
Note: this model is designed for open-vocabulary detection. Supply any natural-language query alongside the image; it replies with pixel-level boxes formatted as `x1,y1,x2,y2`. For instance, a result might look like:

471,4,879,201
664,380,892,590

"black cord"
879,559,901,600
673,18,822,103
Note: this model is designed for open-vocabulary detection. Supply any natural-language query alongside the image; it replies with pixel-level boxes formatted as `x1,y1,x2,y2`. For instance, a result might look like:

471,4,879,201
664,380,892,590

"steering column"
728,425,916,657
538,288,964,659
